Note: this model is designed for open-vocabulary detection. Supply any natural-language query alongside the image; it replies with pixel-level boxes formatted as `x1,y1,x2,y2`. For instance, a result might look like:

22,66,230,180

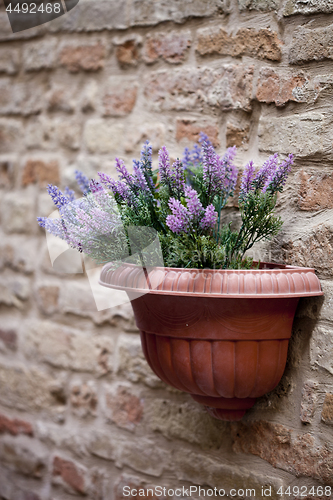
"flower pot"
100,262,323,421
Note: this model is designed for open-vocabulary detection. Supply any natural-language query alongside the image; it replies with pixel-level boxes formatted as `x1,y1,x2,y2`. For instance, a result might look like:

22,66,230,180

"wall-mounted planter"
100,262,323,421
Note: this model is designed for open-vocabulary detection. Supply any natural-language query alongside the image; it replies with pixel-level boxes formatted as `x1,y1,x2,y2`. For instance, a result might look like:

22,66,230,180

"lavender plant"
38,136,293,270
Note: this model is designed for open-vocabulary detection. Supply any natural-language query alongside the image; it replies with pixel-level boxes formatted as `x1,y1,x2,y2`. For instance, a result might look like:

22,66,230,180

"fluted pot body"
100,262,323,421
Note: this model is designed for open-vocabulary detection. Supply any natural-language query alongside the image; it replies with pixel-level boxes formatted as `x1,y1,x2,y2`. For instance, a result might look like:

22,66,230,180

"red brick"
298,170,333,211
52,456,86,495
36,286,59,315
300,381,317,424
256,67,307,106
0,328,17,350
21,160,60,188
231,420,333,485
321,393,333,425
116,40,140,66
143,32,191,64
0,413,33,436
106,386,143,431
59,43,106,72
145,65,254,112
176,119,219,147
197,27,282,61
103,86,137,116
70,382,98,419
0,161,14,187
226,123,250,148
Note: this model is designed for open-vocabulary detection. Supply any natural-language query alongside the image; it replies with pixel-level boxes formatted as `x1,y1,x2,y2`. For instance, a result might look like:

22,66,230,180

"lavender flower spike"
239,161,256,201
185,186,203,221
158,146,171,183
200,205,218,230
75,170,90,194
47,184,70,209
263,154,294,194
166,198,190,234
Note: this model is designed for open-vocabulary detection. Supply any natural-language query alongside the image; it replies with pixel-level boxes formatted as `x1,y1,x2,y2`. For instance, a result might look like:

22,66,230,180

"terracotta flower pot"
100,262,323,421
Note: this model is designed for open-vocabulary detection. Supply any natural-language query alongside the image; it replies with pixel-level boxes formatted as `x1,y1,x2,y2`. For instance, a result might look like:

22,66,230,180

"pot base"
190,394,257,422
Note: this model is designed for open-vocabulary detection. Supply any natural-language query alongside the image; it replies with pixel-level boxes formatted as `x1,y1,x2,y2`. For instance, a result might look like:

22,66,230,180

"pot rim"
99,261,323,299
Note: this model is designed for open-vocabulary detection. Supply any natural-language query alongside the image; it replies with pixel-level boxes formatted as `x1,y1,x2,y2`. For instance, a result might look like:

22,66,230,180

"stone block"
23,38,57,71
143,32,191,64
52,456,88,495
59,43,106,72
70,380,98,419
105,385,143,431
197,27,282,61
21,159,60,187
300,381,318,424
124,123,166,154
321,393,333,425
114,36,141,67
2,192,34,234
256,67,308,106
84,120,125,154
310,325,333,375
103,84,138,117
0,436,46,478
35,285,60,315
238,0,279,10
0,413,33,437
0,78,44,115
176,119,219,147
0,47,20,75
298,170,333,210
226,123,250,148
289,25,333,64
284,0,333,16
0,119,23,153
145,65,254,113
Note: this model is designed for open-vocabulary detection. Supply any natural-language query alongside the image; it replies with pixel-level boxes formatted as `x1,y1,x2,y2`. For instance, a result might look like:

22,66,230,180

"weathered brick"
59,43,106,72
226,123,250,148
238,0,279,10
0,237,38,275
284,0,333,16
47,83,78,113
103,85,138,117
21,159,60,187
0,328,17,351
114,36,141,67
256,68,307,107
88,430,117,461
290,25,333,64
322,393,333,425
49,0,129,32
298,170,333,211
281,224,333,278
57,120,82,150
117,437,168,477
70,381,98,419
131,0,224,26
0,413,33,437
84,120,125,154
176,119,219,147
173,449,284,499
231,420,333,485
23,319,114,375
145,65,254,112
36,285,60,315
258,113,329,157
124,123,166,154
197,27,282,61
0,119,23,153
0,436,46,478
2,192,34,234
0,160,14,188
147,398,227,448
143,32,191,64
117,334,163,388
52,456,87,495
300,381,317,424
105,386,143,431
0,78,44,116
310,325,333,375
0,363,65,414
23,39,56,71
0,48,20,75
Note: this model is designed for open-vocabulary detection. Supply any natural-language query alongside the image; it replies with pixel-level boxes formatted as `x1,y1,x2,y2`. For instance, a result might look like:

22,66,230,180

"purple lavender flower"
239,161,256,201
64,186,75,202
166,199,190,234
158,146,172,183
115,158,134,186
37,217,67,240
98,172,136,207
202,141,226,200
139,140,155,191
170,159,185,198
221,146,238,194
89,179,104,194
263,154,294,194
253,153,279,190
185,186,203,220
75,170,90,194
200,205,218,230
133,159,152,197
182,147,192,170
47,184,70,209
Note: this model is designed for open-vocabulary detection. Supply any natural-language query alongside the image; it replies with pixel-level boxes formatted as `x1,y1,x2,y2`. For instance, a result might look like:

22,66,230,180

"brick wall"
1,0,333,498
